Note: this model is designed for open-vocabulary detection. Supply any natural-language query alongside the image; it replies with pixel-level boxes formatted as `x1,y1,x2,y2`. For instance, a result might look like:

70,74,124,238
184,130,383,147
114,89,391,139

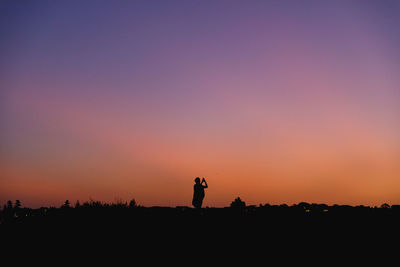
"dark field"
2,202,399,262
2,202,399,237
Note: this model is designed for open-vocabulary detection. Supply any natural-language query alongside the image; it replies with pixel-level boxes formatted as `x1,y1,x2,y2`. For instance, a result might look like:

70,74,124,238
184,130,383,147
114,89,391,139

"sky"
1,0,399,208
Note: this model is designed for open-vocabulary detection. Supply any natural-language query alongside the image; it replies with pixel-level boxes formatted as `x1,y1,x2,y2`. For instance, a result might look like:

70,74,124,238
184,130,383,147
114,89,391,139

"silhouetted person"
192,177,208,209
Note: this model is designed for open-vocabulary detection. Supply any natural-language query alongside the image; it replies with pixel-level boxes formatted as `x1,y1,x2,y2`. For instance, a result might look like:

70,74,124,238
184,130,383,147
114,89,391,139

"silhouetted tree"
129,199,137,208
230,197,246,208
62,200,70,208
7,200,13,209
75,200,81,208
15,200,21,209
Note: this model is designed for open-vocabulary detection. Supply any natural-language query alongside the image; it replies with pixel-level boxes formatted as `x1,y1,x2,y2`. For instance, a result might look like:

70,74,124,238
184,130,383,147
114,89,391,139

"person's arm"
202,178,208,188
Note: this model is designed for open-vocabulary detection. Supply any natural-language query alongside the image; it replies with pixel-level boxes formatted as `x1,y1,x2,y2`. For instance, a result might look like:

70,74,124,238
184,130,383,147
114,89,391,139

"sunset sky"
1,0,399,208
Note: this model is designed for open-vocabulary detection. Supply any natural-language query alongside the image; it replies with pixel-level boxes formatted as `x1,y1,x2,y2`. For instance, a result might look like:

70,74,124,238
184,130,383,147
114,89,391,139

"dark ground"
1,203,399,262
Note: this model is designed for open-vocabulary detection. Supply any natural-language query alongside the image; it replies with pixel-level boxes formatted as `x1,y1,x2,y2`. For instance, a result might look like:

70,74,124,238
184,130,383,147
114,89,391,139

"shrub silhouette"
230,197,246,208
15,200,21,209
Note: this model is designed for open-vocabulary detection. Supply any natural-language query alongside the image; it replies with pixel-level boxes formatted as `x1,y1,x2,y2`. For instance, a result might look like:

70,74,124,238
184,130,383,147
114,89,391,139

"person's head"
194,177,201,184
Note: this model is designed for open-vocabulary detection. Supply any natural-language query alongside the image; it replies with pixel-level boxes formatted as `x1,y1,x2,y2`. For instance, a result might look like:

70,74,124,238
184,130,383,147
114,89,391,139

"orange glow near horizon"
1,89,399,207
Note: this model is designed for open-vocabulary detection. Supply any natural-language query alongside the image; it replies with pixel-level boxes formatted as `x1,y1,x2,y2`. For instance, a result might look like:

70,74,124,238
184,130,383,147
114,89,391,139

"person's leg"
193,199,201,209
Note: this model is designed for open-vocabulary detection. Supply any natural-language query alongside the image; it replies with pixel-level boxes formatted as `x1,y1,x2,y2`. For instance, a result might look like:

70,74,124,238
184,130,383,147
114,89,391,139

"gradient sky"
1,0,399,208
